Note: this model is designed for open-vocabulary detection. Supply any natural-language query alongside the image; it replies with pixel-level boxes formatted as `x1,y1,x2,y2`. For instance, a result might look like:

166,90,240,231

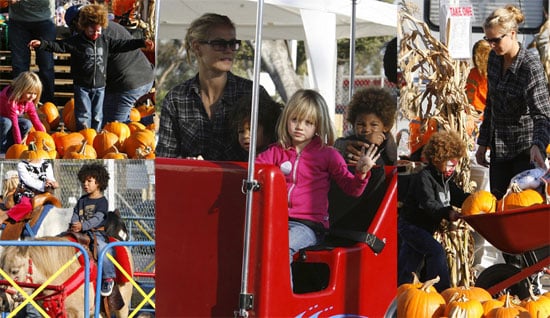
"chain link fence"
0,159,155,276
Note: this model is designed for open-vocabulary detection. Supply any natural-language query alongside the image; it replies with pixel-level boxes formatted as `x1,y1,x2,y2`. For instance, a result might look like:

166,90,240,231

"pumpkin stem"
79,140,88,154
421,276,440,291
411,272,420,284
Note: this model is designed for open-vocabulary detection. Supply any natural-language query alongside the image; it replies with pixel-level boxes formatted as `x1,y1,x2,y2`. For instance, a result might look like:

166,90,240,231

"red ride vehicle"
155,159,397,317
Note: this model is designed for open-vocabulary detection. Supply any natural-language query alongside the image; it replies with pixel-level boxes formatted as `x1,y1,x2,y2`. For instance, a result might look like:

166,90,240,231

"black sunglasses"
483,34,507,44
199,39,242,51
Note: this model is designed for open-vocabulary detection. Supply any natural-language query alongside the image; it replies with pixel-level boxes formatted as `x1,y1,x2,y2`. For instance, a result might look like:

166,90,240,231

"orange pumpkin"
102,146,128,159
136,103,155,117
443,294,483,318
103,121,131,151
481,299,504,317
129,107,141,122
461,191,497,216
20,141,50,160
57,132,85,157
62,98,77,132
521,288,550,318
441,286,492,304
486,294,530,318
5,143,28,159
25,131,55,153
497,189,544,211
93,130,119,158
79,127,97,146
127,121,146,134
63,140,97,159
124,129,155,159
397,276,445,318
39,101,61,131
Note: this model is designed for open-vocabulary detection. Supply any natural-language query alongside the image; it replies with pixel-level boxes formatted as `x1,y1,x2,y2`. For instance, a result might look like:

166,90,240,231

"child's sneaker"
101,278,115,296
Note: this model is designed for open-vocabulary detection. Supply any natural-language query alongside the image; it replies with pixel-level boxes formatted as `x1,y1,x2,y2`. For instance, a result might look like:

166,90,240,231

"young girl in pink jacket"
256,89,379,285
0,71,46,153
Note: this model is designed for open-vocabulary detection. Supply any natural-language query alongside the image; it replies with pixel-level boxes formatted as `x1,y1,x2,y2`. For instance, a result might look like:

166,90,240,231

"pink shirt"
256,136,370,228
0,86,45,144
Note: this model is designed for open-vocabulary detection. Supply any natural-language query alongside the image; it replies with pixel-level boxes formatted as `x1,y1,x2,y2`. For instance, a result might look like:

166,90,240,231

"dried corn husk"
399,1,476,287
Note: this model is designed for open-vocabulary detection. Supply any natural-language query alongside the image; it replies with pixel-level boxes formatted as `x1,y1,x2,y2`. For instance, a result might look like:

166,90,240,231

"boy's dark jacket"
38,33,146,89
400,164,469,233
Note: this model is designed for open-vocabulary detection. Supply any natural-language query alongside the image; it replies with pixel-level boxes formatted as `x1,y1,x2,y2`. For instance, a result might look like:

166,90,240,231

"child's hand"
364,132,386,146
70,221,82,232
144,39,155,51
28,40,41,49
355,145,380,177
45,179,59,189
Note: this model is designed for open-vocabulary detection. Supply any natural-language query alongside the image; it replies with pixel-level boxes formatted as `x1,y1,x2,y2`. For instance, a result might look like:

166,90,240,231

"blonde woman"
1,170,19,210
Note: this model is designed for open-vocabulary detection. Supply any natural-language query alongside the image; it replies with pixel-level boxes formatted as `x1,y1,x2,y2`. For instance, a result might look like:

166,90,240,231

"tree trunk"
260,40,302,102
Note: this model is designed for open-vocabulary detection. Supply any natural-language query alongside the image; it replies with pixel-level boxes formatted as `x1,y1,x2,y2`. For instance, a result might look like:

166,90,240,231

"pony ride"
0,211,134,317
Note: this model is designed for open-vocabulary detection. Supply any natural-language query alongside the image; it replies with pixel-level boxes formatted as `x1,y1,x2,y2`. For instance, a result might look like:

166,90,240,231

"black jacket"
400,164,469,233
39,33,146,88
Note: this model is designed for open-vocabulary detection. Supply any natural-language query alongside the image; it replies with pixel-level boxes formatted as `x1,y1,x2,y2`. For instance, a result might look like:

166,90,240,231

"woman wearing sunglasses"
475,4,550,200
157,13,270,160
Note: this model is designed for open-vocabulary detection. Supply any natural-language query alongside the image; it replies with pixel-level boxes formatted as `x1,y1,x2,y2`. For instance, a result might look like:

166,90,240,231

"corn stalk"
534,18,550,89
398,1,477,287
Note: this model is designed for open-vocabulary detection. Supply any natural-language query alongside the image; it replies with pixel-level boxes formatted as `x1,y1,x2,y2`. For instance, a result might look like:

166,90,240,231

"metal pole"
238,0,264,316
348,0,357,102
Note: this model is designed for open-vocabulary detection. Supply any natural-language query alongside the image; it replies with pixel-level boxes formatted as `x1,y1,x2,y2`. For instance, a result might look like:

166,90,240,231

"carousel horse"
0,211,134,317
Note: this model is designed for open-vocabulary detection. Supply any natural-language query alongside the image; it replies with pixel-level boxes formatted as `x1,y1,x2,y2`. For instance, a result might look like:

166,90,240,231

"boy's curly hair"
422,131,467,164
346,87,396,129
78,4,108,30
77,162,110,191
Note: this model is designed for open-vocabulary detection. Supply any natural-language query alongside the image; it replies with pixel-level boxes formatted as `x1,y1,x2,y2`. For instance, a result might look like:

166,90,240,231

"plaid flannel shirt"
156,72,265,160
478,45,550,162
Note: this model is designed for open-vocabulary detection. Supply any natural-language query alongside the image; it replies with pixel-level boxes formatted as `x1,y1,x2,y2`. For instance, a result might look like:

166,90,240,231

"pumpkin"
124,129,155,159
57,132,85,157
102,146,128,159
520,287,550,318
20,141,50,160
135,146,155,159
127,121,146,134
487,294,530,318
443,294,483,318
461,191,497,216
397,276,445,318
62,98,77,132
497,189,544,211
39,101,61,131
79,127,97,146
5,143,28,159
441,286,492,304
93,130,119,158
481,299,504,317
129,107,141,122
63,140,97,159
25,131,55,153
136,102,155,117
35,110,51,133
103,121,131,151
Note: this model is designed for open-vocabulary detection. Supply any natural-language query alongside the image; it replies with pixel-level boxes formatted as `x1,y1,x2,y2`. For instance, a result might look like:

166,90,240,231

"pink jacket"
0,86,45,144
256,136,370,228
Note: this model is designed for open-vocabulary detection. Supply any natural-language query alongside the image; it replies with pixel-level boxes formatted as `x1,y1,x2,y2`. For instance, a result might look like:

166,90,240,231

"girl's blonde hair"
9,72,42,104
483,4,525,34
472,40,491,78
185,13,236,65
277,89,335,147
2,170,19,205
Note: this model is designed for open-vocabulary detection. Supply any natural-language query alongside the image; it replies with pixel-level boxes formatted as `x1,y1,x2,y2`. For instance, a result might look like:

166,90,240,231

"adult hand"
344,140,370,165
475,145,489,167
530,145,548,170
144,39,155,51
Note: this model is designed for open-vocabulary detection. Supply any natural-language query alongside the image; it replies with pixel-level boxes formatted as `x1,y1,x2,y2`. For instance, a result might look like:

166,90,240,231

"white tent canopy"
157,0,397,115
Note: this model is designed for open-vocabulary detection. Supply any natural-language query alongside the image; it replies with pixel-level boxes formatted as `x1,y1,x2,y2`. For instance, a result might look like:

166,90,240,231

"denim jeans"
102,81,153,127
74,85,105,131
8,19,56,103
0,116,32,152
397,218,450,292
96,235,116,280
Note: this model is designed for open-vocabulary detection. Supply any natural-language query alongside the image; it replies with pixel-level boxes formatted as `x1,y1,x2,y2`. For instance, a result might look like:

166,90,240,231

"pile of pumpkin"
397,274,550,318
6,98,156,159
461,168,548,215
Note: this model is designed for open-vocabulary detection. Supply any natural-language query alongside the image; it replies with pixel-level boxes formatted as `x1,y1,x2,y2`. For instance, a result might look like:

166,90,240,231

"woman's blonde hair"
472,40,491,78
483,4,525,34
184,13,235,64
9,71,42,104
277,89,335,147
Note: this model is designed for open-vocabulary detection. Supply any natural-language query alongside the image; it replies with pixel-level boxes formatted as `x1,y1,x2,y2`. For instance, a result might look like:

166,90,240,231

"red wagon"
155,159,397,317
463,204,550,298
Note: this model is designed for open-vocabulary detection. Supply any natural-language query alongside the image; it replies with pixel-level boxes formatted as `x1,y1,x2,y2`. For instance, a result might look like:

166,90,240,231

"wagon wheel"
383,296,397,318
475,264,530,299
